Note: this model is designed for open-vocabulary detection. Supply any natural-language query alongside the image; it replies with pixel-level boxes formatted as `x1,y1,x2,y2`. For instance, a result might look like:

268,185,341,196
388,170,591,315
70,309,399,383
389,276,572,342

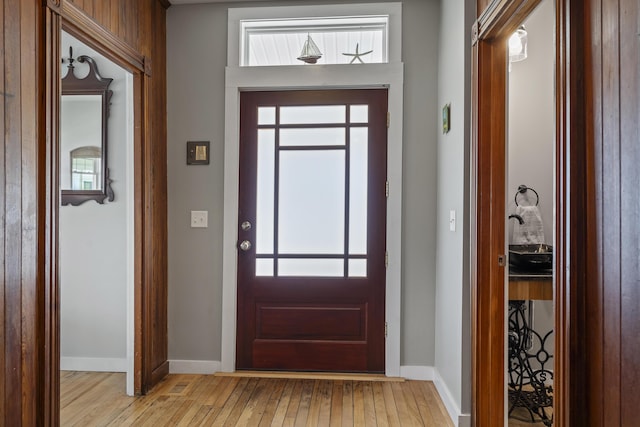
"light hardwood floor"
60,371,455,426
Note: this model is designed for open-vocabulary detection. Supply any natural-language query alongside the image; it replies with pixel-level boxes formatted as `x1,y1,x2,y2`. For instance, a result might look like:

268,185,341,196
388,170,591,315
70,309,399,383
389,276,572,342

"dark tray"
509,244,553,270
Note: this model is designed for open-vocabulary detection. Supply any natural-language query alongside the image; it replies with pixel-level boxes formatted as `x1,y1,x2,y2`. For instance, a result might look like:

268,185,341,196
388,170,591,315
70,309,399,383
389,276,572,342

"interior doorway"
236,89,388,372
41,3,169,422
470,0,567,425
58,30,136,396
505,0,556,424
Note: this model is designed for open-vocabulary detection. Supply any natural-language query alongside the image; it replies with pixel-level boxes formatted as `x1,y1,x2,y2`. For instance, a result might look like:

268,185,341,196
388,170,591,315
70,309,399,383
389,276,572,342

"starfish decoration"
342,43,373,64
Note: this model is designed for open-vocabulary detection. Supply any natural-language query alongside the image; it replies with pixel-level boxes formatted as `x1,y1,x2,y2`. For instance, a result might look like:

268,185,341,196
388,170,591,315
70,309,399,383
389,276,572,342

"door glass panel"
258,106,276,125
256,259,274,276
349,128,368,254
280,128,346,147
279,150,345,254
348,259,367,277
249,100,379,278
350,105,369,123
278,259,344,277
256,130,275,254
280,105,346,124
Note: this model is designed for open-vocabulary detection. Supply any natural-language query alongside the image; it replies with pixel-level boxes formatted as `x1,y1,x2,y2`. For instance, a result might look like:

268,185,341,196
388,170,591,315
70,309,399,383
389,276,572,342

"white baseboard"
399,365,435,380
169,359,221,374
432,368,471,427
400,365,470,427
457,415,471,427
60,357,127,372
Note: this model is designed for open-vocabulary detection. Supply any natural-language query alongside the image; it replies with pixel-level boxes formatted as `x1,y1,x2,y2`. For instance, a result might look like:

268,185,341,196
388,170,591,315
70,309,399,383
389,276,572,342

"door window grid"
255,104,369,278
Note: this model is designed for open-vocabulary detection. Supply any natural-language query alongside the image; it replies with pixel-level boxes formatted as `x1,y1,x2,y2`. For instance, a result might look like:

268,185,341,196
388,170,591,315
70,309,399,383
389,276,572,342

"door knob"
239,240,252,251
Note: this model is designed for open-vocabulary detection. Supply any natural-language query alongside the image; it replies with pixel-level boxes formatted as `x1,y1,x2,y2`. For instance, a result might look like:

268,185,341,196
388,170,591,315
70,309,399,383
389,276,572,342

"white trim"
400,366,471,427
125,72,135,397
433,369,471,427
61,357,127,372
400,366,470,427
457,415,472,427
169,360,222,375
400,365,435,381
228,3,402,67
221,63,404,376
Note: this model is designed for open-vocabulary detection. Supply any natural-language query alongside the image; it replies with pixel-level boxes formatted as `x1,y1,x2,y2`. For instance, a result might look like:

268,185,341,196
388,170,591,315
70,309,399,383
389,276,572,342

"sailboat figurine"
297,34,322,64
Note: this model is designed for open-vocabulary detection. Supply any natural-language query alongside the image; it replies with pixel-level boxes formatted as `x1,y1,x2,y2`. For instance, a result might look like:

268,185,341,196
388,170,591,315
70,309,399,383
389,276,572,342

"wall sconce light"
509,26,528,63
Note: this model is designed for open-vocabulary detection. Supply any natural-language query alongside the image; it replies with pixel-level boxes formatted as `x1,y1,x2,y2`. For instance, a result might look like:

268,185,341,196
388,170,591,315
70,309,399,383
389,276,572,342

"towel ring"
514,184,539,206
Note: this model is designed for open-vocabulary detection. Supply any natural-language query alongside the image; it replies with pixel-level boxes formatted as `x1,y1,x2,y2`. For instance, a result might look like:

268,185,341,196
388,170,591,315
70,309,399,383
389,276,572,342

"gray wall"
508,0,555,355
434,0,473,417
59,32,130,366
167,0,441,366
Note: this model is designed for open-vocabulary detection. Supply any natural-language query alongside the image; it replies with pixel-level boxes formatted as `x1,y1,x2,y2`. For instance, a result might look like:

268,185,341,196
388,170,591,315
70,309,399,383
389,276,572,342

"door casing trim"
470,0,571,425
221,63,404,376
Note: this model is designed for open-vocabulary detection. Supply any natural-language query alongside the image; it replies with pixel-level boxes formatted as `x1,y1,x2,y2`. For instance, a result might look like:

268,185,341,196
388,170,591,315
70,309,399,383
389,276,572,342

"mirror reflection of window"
70,146,102,190
60,93,103,191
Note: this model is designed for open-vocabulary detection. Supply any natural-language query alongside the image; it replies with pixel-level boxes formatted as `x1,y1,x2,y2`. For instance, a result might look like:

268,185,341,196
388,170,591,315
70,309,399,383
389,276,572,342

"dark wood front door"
236,89,388,372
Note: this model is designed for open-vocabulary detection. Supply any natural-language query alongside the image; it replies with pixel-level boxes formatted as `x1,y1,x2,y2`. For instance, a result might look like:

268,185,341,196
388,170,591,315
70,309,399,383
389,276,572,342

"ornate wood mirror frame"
60,47,114,205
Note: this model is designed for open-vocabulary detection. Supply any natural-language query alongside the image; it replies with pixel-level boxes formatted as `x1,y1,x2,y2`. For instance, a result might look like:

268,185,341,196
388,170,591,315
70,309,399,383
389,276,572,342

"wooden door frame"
43,1,159,422
471,0,587,425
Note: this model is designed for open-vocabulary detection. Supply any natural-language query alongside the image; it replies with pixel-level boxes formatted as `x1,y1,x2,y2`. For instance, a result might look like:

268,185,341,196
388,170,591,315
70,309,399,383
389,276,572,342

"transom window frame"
240,16,389,66
228,3,403,67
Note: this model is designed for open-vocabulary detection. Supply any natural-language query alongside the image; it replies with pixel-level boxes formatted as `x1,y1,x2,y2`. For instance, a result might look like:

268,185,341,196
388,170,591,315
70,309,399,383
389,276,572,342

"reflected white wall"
59,32,133,377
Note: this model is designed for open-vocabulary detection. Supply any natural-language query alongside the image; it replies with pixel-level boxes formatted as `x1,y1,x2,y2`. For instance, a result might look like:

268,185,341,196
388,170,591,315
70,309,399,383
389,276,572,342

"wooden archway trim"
59,4,146,75
470,32,508,426
43,0,148,406
43,1,170,424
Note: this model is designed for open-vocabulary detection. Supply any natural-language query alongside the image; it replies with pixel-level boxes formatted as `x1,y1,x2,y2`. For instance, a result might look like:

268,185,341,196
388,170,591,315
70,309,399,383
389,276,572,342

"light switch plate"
191,210,208,228
449,210,456,232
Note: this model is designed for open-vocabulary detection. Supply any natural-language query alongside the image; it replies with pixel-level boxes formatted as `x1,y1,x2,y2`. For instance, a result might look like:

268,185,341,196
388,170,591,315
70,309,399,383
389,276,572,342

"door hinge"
385,322,388,338
387,112,390,128
385,251,389,268
385,181,390,198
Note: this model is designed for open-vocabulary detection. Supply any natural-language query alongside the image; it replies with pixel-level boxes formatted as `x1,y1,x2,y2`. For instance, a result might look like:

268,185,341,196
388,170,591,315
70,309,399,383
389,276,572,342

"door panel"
237,89,388,372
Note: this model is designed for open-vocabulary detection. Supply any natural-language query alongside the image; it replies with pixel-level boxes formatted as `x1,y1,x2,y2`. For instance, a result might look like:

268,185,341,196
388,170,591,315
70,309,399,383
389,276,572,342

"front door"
236,89,388,372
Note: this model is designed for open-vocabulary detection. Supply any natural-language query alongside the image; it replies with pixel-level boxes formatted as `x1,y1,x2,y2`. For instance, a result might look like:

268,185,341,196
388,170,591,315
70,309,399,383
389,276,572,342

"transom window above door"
228,3,402,67
241,16,389,66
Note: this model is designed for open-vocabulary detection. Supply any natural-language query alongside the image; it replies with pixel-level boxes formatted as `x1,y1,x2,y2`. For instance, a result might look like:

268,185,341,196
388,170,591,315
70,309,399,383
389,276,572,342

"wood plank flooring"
60,371,454,426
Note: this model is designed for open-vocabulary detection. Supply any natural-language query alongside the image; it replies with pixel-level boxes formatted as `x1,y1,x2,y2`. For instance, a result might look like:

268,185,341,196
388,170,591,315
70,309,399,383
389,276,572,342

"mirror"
61,47,114,205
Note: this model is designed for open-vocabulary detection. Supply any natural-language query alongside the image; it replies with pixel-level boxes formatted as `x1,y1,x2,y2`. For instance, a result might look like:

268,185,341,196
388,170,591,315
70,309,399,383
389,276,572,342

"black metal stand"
507,300,553,426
